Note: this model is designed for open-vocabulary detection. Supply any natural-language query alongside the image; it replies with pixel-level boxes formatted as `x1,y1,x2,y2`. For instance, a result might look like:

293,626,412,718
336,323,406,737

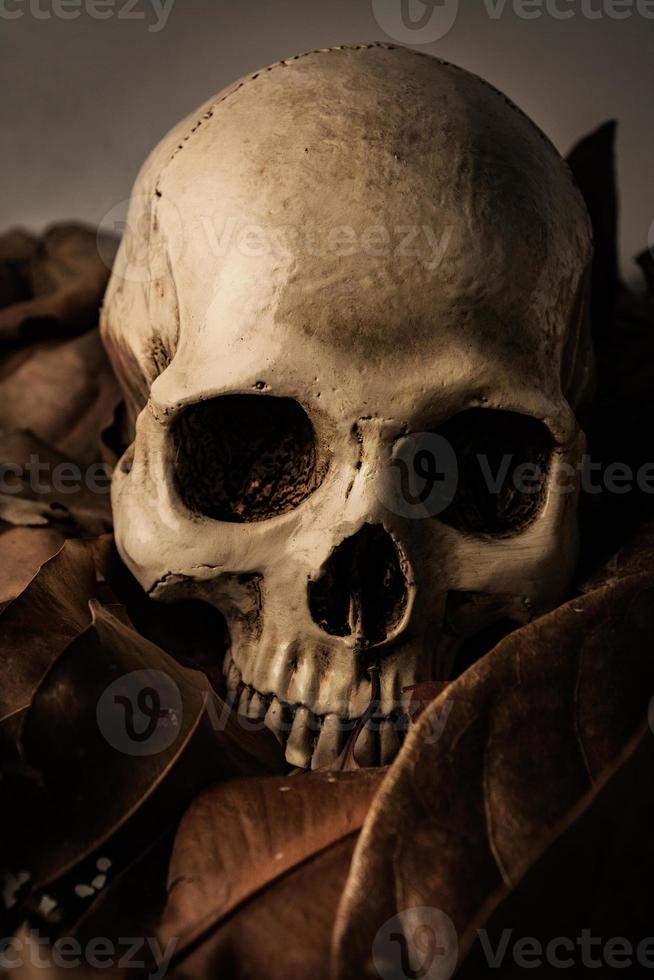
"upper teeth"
224,654,408,769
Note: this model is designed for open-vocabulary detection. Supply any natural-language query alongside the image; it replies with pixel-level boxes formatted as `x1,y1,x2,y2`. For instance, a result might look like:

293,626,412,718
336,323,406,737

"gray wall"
1,0,652,281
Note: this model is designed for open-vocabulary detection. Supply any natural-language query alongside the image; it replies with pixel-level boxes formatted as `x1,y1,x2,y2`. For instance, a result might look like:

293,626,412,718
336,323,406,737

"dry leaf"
0,525,66,609
160,769,385,978
331,573,654,978
0,331,122,470
9,602,285,892
459,722,654,977
0,223,122,471
0,430,112,536
0,224,112,345
566,121,619,347
0,539,96,733
91,536,230,696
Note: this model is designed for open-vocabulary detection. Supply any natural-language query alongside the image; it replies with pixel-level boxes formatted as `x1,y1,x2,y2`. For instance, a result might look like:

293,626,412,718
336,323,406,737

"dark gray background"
1,0,652,282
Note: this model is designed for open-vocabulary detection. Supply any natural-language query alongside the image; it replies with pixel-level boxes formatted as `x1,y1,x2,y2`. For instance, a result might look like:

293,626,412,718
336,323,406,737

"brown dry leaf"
9,602,285,891
566,121,619,347
0,525,66,609
331,572,654,978
0,229,38,308
580,517,654,592
0,925,79,980
174,839,357,980
91,535,230,696
0,224,112,345
66,831,175,978
0,331,122,470
407,681,451,721
566,123,654,581
159,768,385,979
459,722,654,977
0,430,112,536
0,221,120,602
0,223,122,470
0,539,96,737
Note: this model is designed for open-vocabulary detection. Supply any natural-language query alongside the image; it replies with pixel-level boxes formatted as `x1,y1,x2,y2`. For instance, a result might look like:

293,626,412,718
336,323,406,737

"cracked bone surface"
101,43,593,769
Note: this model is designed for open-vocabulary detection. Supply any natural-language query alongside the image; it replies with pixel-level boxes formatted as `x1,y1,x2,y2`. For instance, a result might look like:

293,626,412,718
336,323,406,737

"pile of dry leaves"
1,125,654,979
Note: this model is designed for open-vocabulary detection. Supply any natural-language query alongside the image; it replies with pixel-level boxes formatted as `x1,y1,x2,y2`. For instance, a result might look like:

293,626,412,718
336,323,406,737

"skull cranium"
101,43,593,769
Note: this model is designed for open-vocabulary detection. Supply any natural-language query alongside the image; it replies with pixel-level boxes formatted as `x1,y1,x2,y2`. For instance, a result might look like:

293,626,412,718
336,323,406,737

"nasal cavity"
308,524,408,648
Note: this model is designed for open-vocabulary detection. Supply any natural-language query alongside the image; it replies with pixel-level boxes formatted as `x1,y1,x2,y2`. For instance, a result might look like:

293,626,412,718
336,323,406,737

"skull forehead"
103,44,591,423
154,275,570,430
151,45,589,385
161,44,578,249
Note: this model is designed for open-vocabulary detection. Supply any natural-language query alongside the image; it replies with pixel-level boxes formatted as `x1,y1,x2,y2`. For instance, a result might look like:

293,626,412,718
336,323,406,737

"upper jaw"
224,652,410,769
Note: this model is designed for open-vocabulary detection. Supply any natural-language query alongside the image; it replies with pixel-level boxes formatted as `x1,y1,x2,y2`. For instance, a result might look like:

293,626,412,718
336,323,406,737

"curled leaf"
160,769,385,977
331,573,654,978
0,224,112,345
0,430,112,537
11,602,284,890
0,526,66,609
0,539,96,730
459,722,654,977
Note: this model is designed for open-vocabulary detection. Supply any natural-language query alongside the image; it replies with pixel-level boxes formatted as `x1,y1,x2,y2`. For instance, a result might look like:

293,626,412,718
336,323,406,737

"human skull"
101,44,593,769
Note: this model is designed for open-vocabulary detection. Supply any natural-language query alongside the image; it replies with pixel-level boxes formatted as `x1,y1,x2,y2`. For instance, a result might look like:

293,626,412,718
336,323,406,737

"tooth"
237,686,252,715
379,666,404,717
227,681,244,711
225,660,241,696
353,719,379,768
246,691,268,720
258,640,296,701
264,697,292,746
311,713,345,770
313,647,360,717
227,664,241,694
380,718,401,765
285,706,315,769
285,649,319,709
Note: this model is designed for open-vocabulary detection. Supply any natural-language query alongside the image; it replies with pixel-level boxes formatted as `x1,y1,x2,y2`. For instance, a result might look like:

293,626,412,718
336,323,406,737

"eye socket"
434,408,554,535
171,395,324,523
